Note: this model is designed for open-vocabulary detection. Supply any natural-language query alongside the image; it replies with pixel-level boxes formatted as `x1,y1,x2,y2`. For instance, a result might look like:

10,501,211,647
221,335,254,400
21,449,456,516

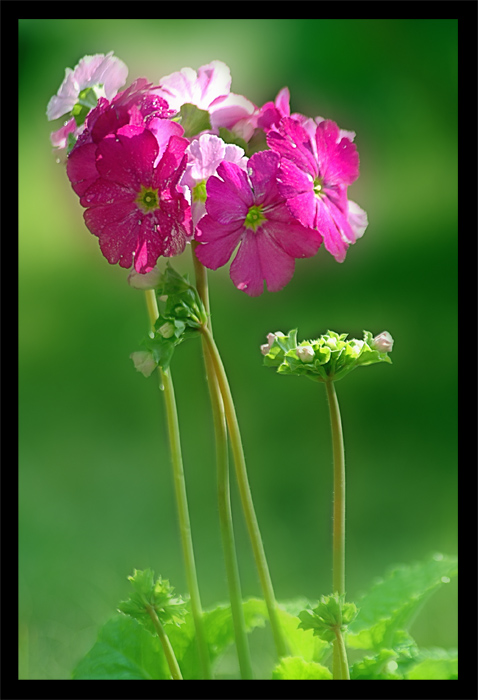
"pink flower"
257,87,291,131
267,117,367,262
156,60,256,137
180,133,248,227
67,124,191,273
194,150,322,296
46,52,128,121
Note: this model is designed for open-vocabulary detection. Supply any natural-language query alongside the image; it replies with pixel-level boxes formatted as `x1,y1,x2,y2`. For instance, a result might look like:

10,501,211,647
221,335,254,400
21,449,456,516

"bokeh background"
19,19,457,679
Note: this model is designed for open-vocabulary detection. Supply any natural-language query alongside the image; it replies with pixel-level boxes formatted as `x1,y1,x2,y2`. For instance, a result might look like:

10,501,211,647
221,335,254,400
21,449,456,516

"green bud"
158,321,175,339
130,350,157,378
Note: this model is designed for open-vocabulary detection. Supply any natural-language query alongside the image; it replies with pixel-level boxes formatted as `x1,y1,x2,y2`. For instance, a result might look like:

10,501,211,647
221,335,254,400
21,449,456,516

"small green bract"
118,569,188,634
298,593,358,643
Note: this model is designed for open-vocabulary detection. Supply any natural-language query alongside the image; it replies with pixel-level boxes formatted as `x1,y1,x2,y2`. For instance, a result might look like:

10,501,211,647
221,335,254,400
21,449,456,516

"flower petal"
315,119,359,185
195,215,243,269
205,170,251,224
66,142,100,197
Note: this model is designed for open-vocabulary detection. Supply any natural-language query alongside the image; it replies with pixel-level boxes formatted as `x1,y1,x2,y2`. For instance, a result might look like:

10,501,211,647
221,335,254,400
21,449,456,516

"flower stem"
333,626,350,680
191,244,254,679
200,322,287,660
144,289,212,680
324,379,350,680
145,604,183,680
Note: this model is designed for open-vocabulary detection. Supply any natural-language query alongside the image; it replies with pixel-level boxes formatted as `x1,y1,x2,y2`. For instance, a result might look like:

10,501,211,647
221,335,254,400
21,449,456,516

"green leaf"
405,647,458,680
179,103,212,138
72,615,171,679
347,554,458,651
218,127,248,153
350,648,402,679
272,656,332,680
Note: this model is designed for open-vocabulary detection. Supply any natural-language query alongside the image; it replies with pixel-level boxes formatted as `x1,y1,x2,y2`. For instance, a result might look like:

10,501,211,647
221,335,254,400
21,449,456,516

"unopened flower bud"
297,345,315,362
260,332,279,355
127,266,162,290
158,321,175,339
372,331,394,353
130,351,157,378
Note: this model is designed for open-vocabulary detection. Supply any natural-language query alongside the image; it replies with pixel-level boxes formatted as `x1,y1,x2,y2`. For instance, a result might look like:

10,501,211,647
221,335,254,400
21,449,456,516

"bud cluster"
262,329,393,383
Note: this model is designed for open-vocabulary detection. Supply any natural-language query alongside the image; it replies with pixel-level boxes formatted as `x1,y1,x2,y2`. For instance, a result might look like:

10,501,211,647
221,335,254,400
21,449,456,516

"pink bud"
372,331,394,353
297,345,315,362
260,332,279,355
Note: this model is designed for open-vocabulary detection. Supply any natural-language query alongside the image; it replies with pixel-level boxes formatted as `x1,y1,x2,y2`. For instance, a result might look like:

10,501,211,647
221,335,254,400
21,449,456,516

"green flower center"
313,177,324,196
136,185,160,213
192,179,207,203
244,204,267,232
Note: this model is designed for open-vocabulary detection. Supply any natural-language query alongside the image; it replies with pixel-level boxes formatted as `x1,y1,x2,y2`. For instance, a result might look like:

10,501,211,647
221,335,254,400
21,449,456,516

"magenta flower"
67,124,191,273
194,150,322,296
267,117,367,262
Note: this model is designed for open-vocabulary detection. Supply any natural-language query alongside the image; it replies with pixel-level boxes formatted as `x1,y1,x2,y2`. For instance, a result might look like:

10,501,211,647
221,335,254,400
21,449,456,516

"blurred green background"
19,19,457,679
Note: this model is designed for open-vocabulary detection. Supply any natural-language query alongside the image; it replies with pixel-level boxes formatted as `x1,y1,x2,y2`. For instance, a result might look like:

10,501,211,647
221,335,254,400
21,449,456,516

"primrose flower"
47,52,129,121
67,124,191,273
267,117,367,262
181,133,248,226
194,150,322,296
47,52,129,150
156,60,256,137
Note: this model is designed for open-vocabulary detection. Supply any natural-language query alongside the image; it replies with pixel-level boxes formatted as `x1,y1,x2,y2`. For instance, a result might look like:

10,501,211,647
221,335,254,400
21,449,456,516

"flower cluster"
48,55,367,292
262,329,393,382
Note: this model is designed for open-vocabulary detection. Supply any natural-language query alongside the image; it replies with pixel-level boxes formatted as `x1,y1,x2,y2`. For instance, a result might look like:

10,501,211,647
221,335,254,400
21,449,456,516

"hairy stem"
333,626,350,680
191,244,253,679
144,289,212,680
146,605,183,680
324,379,349,679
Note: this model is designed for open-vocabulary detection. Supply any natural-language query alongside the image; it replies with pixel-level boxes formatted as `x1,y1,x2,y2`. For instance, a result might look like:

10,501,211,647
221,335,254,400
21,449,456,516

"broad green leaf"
406,647,458,680
72,615,170,679
350,648,402,679
272,656,332,680
347,554,457,651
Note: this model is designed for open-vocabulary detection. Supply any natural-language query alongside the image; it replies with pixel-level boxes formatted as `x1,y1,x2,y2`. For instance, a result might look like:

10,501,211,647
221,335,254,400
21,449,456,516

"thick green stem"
191,244,253,679
144,290,212,680
333,627,350,680
146,605,183,680
200,323,287,660
324,380,350,680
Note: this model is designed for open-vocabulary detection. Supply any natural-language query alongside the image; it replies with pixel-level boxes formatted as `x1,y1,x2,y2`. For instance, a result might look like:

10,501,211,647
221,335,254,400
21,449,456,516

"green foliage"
405,647,458,680
263,329,392,383
272,656,332,680
179,103,212,138
131,264,207,372
117,569,187,634
298,593,358,643
346,553,457,652
72,555,457,680
72,615,171,679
